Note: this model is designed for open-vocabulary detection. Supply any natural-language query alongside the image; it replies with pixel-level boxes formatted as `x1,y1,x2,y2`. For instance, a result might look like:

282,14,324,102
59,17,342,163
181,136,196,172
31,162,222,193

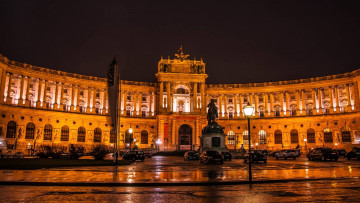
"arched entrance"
178,124,192,150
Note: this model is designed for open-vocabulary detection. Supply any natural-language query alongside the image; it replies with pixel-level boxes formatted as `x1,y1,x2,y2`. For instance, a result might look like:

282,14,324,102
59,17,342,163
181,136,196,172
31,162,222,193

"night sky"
1,0,360,84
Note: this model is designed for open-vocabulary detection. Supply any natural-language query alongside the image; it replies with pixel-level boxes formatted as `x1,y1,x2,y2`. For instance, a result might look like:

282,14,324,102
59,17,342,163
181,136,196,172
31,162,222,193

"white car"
275,150,298,160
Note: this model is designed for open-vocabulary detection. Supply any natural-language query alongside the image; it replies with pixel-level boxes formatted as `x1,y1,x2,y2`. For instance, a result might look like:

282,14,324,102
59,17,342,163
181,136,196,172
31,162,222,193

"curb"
0,177,354,187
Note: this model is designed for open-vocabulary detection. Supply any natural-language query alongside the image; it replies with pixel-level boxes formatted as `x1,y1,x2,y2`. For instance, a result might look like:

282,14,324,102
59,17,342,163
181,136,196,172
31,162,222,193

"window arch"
6,121,16,138
324,128,333,143
274,130,282,144
307,128,315,143
61,125,69,141
258,130,266,144
243,130,249,145
110,129,116,143
25,122,35,139
94,128,102,142
341,127,351,143
43,124,52,140
141,130,148,144
77,127,86,142
227,131,235,145
290,129,299,144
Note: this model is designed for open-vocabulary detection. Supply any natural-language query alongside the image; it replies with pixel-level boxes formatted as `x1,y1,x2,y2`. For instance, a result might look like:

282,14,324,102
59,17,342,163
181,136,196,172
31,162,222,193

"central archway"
178,124,192,150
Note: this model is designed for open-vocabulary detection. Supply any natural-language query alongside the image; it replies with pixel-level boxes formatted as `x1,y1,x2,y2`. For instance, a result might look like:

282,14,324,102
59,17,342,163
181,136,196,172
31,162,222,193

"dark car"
221,152,232,161
200,151,224,164
122,151,145,161
144,151,152,158
258,149,269,157
184,151,199,161
268,150,279,158
345,147,360,160
335,149,347,157
244,150,267,163
307,148,339,161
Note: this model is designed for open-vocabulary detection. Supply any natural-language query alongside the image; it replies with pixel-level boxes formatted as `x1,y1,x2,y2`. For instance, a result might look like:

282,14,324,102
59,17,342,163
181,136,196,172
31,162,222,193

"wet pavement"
0,156,359,184
0,179,359,202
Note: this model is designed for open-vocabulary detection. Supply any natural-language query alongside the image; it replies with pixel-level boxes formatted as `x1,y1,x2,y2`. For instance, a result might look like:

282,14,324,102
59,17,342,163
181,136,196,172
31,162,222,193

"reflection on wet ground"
0,179,359,202
1,156,359,183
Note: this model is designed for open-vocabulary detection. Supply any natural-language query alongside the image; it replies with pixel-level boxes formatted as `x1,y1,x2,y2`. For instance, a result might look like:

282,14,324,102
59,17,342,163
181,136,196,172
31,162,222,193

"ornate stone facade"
0,48,360,152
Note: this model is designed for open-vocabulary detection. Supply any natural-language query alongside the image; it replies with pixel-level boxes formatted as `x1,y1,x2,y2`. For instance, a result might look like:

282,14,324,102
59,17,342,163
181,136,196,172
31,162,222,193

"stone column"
5,73,13,104
18,75,25,105
192,82,197,110
42,80,48,109
54,82,59,109
239,94,243,118
0,70,7,103
285,92,290,116
254,94,259,117
296,90,300,115
270,93,274,116
335,86,340,112
200,83,205,110
138,92,142,116
346,84,352,111
219,94,223,118
36,79,43,108
59,83,64,110
159,82,163,109
301,90,306,115
328,87,334,113
167,82,171,111
70,85,76,112
249,93,252,105
352,82,360,111
318,88,323,114
123,91,128,115
224,94,228,118
151,92,155,116
280,92,285,116
264,93,268,117
234,94,238,118
86,87,91,112
312,89,317,115
92,88,97,113
25,77,31,106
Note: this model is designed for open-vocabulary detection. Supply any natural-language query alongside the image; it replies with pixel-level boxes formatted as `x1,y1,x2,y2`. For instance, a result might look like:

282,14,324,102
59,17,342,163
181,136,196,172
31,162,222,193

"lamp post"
129,127,133,151
243,102,255,183
156,139,162,152
304,138,307,154
335,143,338,149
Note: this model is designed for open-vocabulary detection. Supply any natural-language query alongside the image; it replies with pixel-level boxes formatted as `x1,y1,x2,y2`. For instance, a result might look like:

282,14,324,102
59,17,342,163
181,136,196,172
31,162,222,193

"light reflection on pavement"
0,156,359,183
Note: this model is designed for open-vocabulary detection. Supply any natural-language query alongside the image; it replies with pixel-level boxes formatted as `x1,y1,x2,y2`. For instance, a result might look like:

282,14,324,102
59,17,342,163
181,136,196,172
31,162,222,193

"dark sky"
1,0,360,84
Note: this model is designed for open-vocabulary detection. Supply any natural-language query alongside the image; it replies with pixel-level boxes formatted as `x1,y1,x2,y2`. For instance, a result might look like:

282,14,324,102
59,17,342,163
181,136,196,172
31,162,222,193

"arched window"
274,105,281,117
6,121,16,138
94,128,102,142
259,106,265,118
243,130,249,145
290,129,299,144
306,104,313,115
25,122,35,139
77,127,86,142
274,130,282,144
110,129,116,143
228,107,234,119
43,124,52,140
227,131,235,145
341,127,351,143
61,125,69,141
290,104,297,116
307,128,315,143
258,130,266,144
141,130,148,144
324,128,333,143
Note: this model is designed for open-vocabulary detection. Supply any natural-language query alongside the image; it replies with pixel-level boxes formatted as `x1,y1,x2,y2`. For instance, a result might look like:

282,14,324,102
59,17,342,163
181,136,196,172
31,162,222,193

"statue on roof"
175,45,189,61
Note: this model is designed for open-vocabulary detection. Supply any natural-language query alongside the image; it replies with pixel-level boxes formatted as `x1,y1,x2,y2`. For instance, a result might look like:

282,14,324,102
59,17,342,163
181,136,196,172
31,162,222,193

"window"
243,96,248,103
259,130,266,144
77,127,86,142
290,129,299,144
228,98,233,103
110,129,116,143
64,89,68,94
46,86,51,91
243,130,249,145
6,121,16,138
29,84,33,89
96,92,100,98
43,124,52,140
25,122,35,139
80,90,84,96
227,131,235,145
126,110,131,116
259,110,265,118
307,128,315,143
94,128,102,142
142,96,147,102
61,125,69,141
341,128,351,143
324,128,333,143
274,130,282,144
141,130,148,144
127,95,131,101
142,111,146,117
228,112,233,119
259,97,263,102
125,129,132,143
213,99,217,103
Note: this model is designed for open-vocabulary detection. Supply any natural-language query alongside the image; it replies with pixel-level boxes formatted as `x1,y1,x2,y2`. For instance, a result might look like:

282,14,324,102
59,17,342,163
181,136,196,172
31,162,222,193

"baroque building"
0,48,360,153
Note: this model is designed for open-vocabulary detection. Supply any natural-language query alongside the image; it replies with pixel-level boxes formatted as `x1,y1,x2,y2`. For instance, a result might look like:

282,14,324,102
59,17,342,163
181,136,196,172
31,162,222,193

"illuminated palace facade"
0,49,360,152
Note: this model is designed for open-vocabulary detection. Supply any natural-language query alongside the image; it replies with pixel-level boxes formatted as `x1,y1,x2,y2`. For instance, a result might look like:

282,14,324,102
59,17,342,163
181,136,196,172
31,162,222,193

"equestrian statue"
207,99,219,125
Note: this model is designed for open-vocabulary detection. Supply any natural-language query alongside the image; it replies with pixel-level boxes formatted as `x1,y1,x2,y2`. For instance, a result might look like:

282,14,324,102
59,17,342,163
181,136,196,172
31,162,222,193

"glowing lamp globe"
243,102,255,117
128,128,133,134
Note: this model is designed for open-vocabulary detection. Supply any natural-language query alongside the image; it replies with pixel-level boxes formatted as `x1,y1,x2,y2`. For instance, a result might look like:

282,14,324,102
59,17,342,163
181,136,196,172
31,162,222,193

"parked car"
345,147,360,160
268,150,279,158
200,151,223,164
307,148,339,161
184,151,199,161
122,151,145,161
221,151,232,161
244,150,267,163
274,150,298,160
258,149,269,157
144,151,152,158
4,150,14,158
13,152,24,158
335,149,347,157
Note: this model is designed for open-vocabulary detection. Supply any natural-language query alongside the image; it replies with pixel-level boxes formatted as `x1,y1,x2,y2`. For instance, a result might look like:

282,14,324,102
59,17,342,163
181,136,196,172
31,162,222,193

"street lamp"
243,102,255,183
255,143,258,150
156,139,162,152
129,127,133,151
304,138,307,154
335,143,338,149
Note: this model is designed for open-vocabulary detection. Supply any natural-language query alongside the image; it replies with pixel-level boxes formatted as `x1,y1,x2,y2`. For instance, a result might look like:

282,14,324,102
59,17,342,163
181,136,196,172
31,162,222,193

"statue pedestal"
200,122,227,153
